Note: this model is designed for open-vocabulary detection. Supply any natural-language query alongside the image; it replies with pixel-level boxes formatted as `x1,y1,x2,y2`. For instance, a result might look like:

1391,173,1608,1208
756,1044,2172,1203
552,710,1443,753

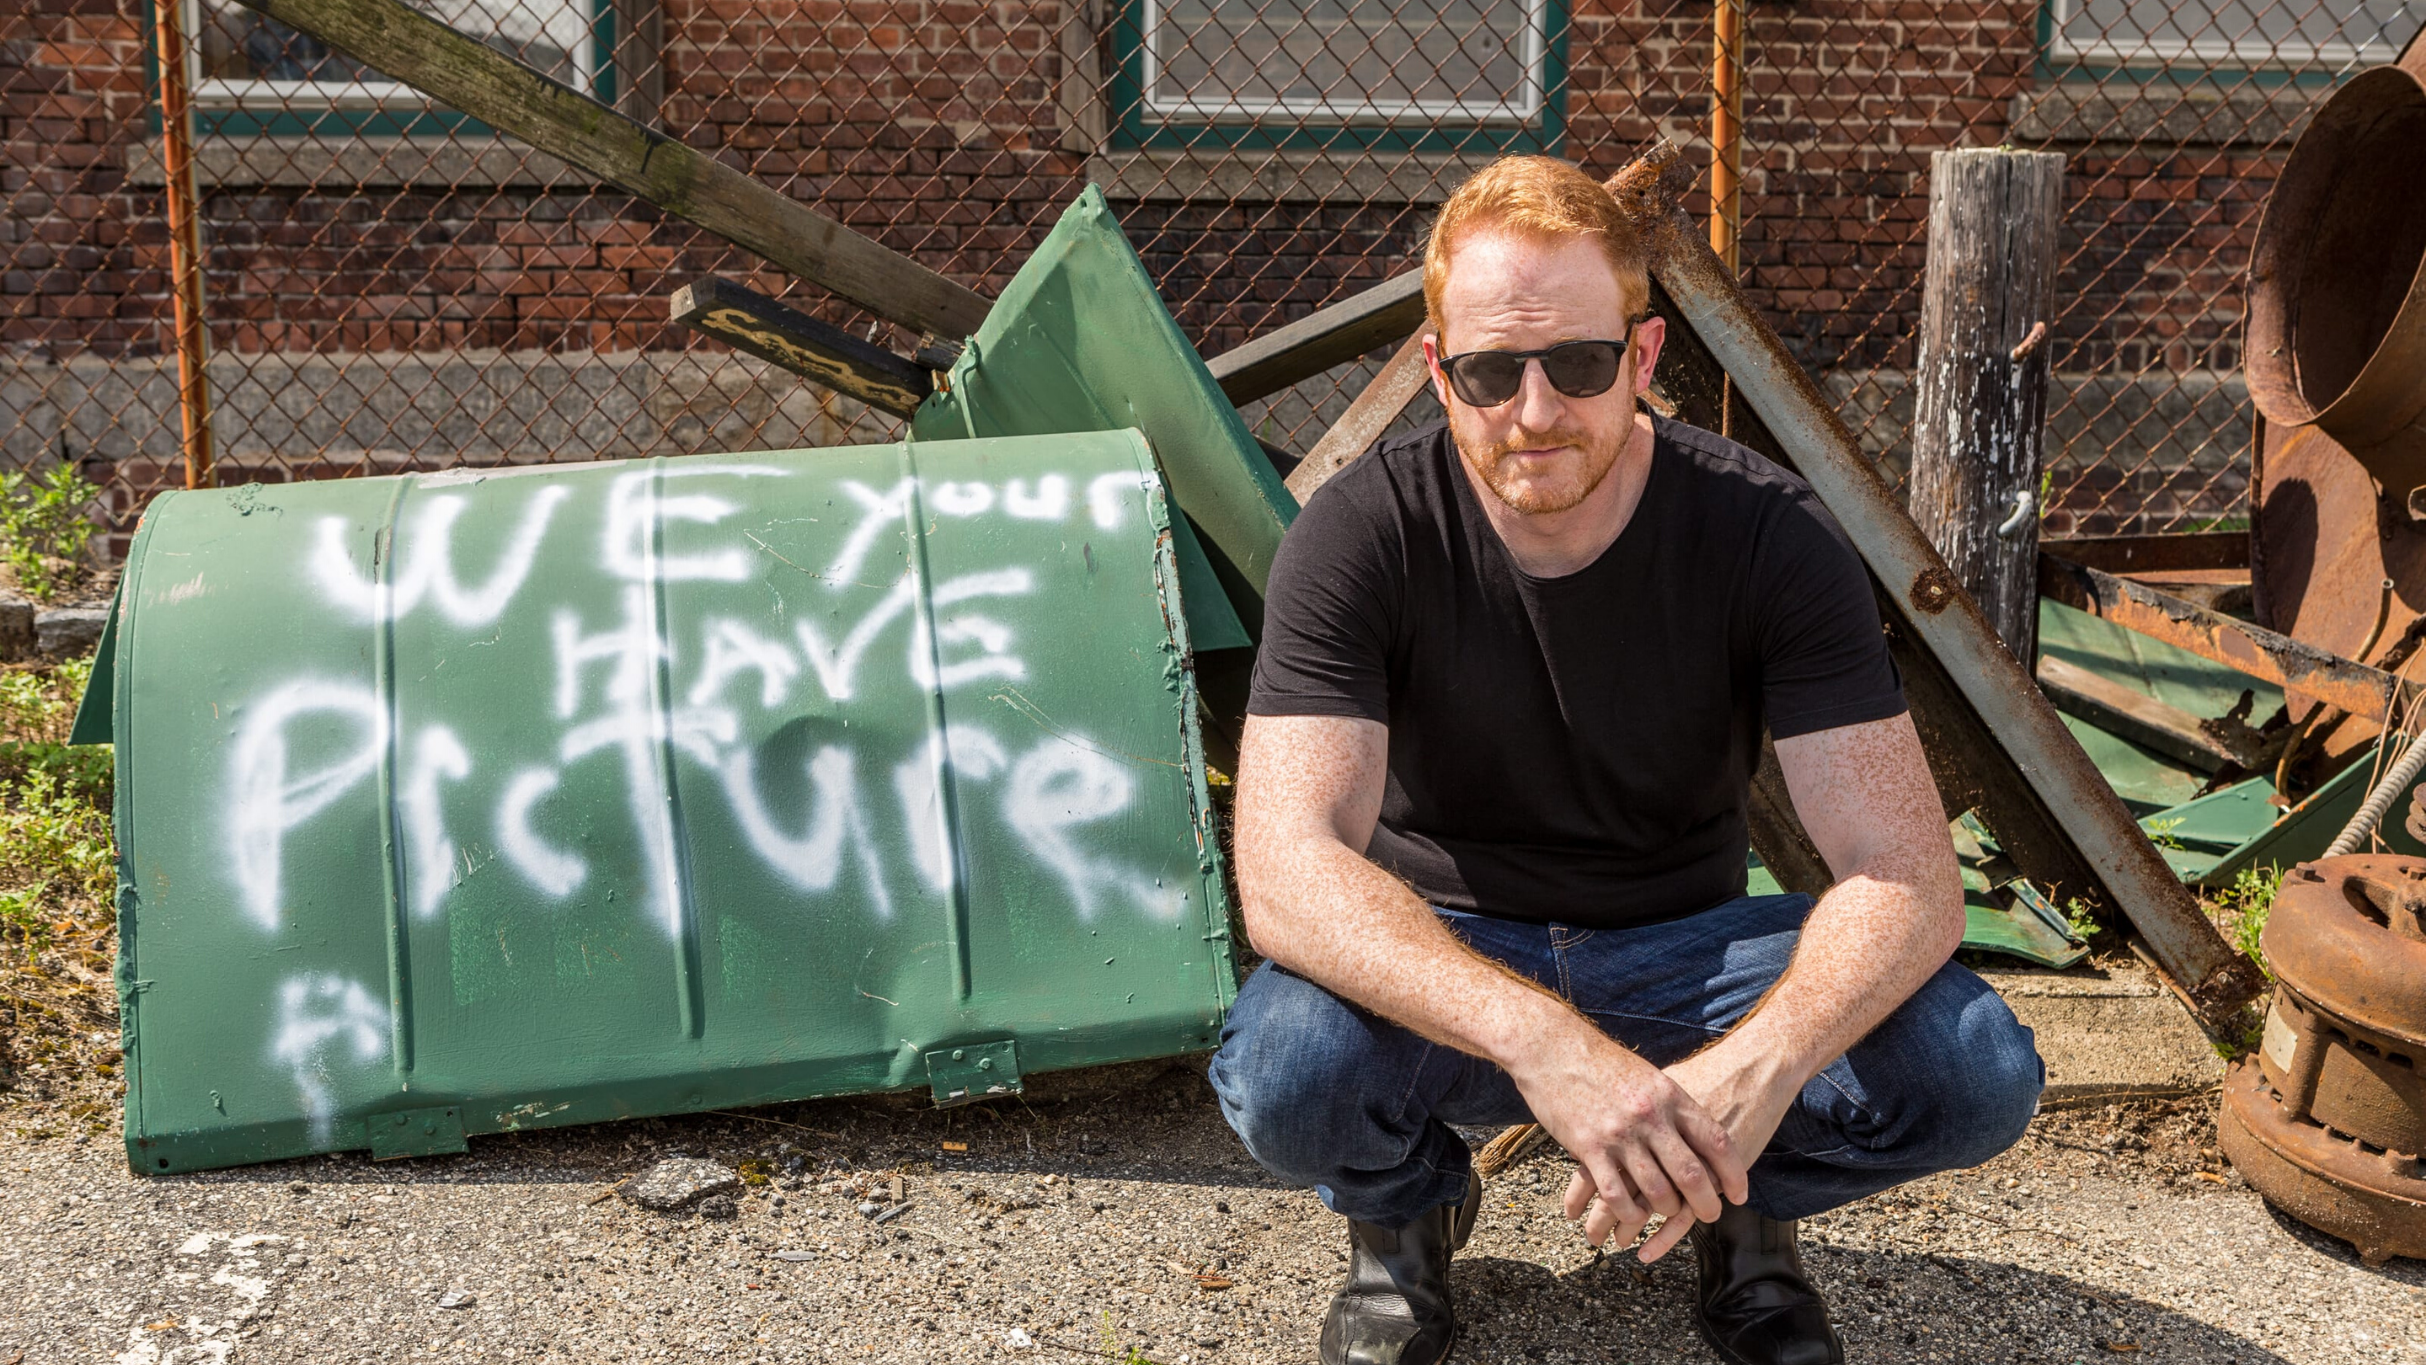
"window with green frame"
179,0,622,137
2041,0,2419,71
1107,0,1568,155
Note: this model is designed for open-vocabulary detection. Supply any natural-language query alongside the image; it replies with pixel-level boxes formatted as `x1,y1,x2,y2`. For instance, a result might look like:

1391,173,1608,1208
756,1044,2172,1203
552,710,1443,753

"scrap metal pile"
75,0,2418,1268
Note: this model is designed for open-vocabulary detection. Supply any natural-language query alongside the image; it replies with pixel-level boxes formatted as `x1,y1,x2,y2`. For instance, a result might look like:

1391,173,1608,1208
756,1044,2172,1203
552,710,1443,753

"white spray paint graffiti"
600,464,784,582
227,680,387,930
309,484,570,625
717,744,893,916
1003,475,1069,520
269,974,390,1145
397,725,472,919
824,477,915,588
235,461,1202,1130
688,619,800,709
1006,735,1183,920
910,568,1035,693
497,767,586,896
894,728,1010,894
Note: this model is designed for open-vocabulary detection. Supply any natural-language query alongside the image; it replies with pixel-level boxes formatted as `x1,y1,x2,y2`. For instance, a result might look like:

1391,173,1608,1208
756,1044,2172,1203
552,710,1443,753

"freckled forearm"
1722,859,1963,1084
1240,834,1578,1069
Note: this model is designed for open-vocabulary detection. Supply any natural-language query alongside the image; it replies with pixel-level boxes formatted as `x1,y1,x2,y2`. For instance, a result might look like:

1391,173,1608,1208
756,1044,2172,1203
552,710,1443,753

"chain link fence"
4,0,2422,557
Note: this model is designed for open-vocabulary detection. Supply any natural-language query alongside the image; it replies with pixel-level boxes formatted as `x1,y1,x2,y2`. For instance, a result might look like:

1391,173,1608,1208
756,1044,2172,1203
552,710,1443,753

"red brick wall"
1,0,161,360
0,0,2301,538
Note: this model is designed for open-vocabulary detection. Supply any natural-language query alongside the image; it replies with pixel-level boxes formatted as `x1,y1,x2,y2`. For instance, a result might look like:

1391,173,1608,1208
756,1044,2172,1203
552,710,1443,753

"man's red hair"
1422,156,1650,336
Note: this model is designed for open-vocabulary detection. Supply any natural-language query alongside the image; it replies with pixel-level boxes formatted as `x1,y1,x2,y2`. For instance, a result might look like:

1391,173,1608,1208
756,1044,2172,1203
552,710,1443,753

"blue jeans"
1206,893,2044,1227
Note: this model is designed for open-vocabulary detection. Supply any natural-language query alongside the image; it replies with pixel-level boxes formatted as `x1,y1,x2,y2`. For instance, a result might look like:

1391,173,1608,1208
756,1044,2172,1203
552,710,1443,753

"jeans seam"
1815,1066,1885,1139
1581,1008,1727,1036
1395,1039,1439,1133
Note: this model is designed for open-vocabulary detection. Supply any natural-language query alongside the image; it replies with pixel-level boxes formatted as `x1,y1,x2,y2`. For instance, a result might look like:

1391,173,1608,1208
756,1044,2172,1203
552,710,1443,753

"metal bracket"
368,1105,469,1160
924,1041,1022,1108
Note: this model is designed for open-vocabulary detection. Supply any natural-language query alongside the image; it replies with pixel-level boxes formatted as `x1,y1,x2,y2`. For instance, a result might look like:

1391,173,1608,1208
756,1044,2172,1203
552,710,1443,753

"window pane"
1145,0,1545,122
197,0,592,90
2052,0,2422,65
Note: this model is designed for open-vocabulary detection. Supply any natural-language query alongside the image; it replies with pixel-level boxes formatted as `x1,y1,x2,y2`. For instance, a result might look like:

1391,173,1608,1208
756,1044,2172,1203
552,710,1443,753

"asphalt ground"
2,1059,2421,1365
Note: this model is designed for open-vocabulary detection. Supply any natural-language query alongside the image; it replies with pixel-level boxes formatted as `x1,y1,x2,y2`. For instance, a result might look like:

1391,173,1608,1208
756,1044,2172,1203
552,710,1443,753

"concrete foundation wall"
0,349,897,475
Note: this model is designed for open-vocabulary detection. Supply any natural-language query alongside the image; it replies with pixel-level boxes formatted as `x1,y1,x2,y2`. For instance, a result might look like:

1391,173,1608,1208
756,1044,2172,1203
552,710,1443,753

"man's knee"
1922,971,2044,1161
1860,965,2044,1165
1206,963,1419,1177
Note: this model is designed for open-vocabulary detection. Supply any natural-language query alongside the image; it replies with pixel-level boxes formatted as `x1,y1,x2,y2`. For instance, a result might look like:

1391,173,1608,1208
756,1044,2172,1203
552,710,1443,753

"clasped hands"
1508,1021,1804,1263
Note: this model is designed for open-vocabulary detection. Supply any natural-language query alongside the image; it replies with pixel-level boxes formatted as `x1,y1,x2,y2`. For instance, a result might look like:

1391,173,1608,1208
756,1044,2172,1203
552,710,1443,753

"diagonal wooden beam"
1208,271,1426,408
234,0,990,340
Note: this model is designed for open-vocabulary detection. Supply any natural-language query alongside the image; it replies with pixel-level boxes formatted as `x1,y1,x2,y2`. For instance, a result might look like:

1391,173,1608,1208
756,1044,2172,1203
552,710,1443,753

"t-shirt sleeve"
1246,478,1401,724
1750,488,1907,740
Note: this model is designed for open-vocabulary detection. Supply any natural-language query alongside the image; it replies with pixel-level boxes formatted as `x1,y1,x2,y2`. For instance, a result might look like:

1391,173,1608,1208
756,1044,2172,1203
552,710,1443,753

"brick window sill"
1086,148,1507,204
126,136,600,190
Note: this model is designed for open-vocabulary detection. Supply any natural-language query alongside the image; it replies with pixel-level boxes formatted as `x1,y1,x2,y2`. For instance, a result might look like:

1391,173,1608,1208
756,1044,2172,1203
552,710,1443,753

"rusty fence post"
1708,0,1746,274
152,0,215,490
1908,147,2063,662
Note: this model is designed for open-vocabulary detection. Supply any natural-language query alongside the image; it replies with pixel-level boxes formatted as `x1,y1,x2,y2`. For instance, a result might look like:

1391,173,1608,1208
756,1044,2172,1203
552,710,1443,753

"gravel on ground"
1,1059,2421,1364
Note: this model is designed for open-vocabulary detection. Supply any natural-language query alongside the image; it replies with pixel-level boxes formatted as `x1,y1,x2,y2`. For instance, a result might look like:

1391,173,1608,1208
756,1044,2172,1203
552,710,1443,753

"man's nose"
1511,356,1566,432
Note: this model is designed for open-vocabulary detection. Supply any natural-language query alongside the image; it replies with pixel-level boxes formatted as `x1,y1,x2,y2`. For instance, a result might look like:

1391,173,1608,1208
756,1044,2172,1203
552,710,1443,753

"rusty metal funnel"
2247,65,2426,484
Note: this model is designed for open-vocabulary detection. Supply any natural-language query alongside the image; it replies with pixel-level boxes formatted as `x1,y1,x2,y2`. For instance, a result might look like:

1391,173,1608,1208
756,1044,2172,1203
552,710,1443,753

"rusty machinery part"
2217,854,2426,1266
2247,63,2426,785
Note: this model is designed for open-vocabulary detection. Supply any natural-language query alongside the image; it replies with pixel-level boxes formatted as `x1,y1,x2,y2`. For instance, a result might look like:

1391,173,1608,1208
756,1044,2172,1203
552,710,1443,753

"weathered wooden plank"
1208,271,1427,408
669,278,933,418
1908,148,2064,660
234,0,990,340
2036,655,2242,773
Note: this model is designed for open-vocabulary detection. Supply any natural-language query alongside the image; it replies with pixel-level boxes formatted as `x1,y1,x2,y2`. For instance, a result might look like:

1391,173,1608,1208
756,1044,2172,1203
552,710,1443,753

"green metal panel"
2038,598,2284,814
106,432,1235,1175
912,186,1293,643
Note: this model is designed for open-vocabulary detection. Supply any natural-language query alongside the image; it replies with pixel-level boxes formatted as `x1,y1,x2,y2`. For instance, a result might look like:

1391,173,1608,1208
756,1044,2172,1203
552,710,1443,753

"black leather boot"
1688,1200,1845,1365
1317,1176,1482,1365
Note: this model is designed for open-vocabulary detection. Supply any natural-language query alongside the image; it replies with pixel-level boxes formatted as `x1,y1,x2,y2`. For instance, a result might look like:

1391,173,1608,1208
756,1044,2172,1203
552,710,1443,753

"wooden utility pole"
1908,148,2063,663
153,0,215,489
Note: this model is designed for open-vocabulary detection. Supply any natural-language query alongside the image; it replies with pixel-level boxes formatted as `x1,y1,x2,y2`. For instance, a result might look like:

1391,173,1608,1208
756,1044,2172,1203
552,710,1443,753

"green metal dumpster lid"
911,185,1295,646
106,430,1235,1174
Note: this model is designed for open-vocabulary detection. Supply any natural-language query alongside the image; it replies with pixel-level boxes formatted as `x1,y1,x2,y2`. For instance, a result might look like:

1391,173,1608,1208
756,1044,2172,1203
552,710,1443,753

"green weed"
0,656,89,743
0,660,107,805
0,461,102,603
2143,816,2185,851
2061,896,2104,943
2206,864,2281,981
2,768,114,902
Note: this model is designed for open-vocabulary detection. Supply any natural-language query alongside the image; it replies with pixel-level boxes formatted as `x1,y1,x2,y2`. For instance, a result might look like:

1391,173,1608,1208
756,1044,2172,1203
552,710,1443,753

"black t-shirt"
1246,416,1905,931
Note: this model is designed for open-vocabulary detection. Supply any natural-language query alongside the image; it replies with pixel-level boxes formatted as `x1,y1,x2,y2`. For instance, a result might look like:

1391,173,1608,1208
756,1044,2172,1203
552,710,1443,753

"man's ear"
1421,332,1454,412
1629,315,1668,397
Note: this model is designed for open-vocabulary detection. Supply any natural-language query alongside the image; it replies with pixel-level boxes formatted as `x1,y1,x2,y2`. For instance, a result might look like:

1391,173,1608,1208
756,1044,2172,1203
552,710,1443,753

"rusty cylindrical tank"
2245,63,2426,780
2219,855,2426,1265
2247,65,2426,485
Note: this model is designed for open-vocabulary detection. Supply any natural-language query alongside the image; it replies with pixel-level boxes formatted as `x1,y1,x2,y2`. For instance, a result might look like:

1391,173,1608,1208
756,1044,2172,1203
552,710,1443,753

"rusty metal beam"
2043,531,2248,574
1285,335,1431,502
1618,139,2263,1027
2038,553,2413,724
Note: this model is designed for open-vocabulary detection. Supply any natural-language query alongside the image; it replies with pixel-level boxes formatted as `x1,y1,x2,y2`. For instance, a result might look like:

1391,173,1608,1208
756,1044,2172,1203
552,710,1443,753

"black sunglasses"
1437,333,1634,408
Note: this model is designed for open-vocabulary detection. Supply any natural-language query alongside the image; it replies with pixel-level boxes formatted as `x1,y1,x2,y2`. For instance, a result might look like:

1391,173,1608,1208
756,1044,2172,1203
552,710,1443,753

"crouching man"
1208,155,2044,1365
